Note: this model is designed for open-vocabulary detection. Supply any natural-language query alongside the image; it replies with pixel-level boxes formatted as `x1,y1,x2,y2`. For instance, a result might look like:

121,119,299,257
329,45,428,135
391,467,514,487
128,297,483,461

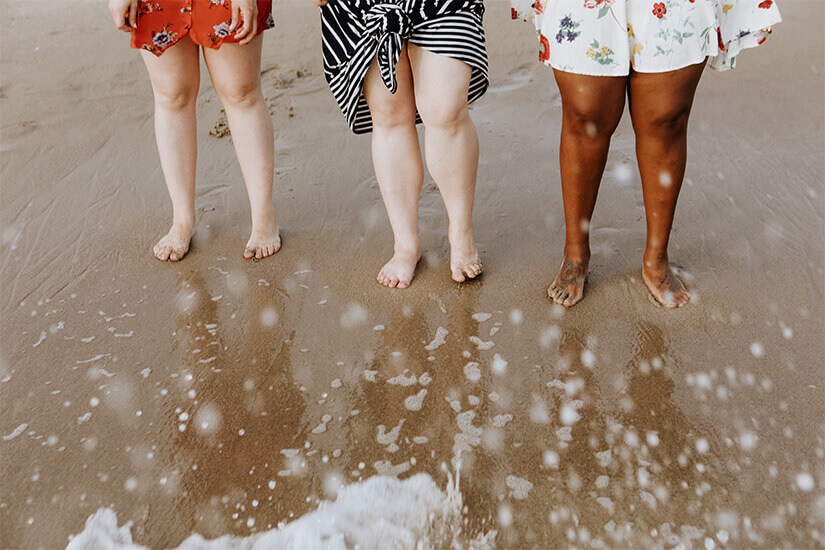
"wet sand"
1,1,824,548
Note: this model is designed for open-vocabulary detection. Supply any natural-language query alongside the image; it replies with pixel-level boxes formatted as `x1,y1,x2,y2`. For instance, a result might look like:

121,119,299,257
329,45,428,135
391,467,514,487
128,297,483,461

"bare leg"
364,46,423,289
549,70,626,306
628,61,705,308
140,37,201,261
407,44,482,282
203,35,280,260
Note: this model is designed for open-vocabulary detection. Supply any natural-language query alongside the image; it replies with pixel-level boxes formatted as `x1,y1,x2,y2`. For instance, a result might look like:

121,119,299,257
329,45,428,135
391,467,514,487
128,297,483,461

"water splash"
67,471,494,549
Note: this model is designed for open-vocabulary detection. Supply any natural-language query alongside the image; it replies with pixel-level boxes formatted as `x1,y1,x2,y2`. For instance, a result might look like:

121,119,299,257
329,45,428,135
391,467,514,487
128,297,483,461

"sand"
1,1,824,548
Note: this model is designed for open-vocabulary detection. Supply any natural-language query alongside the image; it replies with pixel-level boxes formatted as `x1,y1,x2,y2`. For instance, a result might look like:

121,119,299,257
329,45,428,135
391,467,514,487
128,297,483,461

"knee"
634,105,691,137
369,96,416,130
563,103,622,140
216,80,263,109
153,82,198,111
416,96,469,131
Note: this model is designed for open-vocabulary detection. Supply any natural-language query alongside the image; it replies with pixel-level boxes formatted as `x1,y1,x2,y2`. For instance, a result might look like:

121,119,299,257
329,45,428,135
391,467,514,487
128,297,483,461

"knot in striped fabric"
364,3,414,93
366,3,413,37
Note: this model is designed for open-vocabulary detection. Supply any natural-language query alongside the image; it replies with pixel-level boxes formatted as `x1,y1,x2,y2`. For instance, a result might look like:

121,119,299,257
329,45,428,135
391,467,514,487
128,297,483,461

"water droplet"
796,472,814,492
560,403,580,425
261,307,279,327
492,354,508,374
750,342,765,358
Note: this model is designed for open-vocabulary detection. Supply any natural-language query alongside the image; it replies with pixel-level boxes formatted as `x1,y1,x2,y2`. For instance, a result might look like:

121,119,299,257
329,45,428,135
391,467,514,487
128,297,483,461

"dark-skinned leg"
549,70,627,307
628,61,705,308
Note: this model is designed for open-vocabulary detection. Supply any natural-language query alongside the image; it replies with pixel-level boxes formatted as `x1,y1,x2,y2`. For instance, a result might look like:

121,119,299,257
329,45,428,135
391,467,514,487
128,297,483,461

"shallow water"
1,1,824,548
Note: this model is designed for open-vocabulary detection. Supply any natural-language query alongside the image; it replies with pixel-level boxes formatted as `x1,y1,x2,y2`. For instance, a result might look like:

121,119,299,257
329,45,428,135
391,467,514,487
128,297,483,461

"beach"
1,0,823,547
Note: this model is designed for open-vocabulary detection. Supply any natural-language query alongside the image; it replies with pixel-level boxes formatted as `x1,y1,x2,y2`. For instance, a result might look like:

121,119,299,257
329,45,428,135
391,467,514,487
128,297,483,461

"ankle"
171,213,196,231
643,248,668,269
251,207,277,227
563,244,590,261
393,241,420,257
448,219,474,237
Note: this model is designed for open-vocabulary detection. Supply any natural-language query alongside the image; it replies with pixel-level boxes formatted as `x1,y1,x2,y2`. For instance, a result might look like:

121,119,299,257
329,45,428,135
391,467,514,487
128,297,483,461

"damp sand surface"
1,1,824,548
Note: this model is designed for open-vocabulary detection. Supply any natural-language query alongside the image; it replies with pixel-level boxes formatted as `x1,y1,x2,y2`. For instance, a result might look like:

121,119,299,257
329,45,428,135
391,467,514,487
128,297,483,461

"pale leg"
140,37,201,261
406,44,482,282
203,35,280,260
364,46,423,289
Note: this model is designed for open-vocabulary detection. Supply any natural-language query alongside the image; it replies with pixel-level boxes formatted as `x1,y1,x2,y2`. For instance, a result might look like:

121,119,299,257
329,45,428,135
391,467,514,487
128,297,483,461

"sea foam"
67,472,494,550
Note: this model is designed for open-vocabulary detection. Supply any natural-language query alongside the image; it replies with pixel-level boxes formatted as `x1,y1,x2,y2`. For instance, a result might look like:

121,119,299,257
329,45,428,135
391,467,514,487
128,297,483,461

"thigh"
140,36,201,93
553,69,627,123
627,61,706,123
406,44,471,120
363,44,417,124
202,34,264,95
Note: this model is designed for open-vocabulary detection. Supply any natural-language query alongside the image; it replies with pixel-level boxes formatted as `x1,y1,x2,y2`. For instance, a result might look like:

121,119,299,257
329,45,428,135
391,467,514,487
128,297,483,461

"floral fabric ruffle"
130,0,274,56
511,0,781,75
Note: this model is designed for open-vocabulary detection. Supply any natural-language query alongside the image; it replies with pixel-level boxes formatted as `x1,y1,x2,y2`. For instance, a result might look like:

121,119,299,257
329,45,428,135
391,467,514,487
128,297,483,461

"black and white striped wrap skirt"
321,0,489,134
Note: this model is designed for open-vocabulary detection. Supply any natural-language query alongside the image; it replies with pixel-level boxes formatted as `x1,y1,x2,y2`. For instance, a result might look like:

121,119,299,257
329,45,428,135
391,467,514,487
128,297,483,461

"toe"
388,276,398,288
660,295,677,308
563,292,580,307
555,290,569,305
464,265,480,279
254,247,263,260
154,241,171,260
451,268,466,282
244,247,255,259
397,280,410,289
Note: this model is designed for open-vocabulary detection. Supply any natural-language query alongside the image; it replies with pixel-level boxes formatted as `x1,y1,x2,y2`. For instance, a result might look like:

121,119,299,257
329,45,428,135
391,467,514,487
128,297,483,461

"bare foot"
642,259,690,309
377,247,420,289
449,232,483,283
547,255,589,307
244,216,281,261
153,223,195,262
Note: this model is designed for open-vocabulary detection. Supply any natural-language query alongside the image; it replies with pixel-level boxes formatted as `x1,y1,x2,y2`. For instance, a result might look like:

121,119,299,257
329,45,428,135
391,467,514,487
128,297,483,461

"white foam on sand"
67,472,494,550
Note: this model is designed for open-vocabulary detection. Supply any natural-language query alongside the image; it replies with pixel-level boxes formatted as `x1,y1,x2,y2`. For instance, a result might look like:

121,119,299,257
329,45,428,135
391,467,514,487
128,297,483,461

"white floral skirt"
511,0,782,75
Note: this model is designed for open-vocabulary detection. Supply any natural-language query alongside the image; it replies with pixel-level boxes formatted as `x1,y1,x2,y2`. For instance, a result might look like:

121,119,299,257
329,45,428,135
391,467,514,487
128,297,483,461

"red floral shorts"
130,0,274,56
